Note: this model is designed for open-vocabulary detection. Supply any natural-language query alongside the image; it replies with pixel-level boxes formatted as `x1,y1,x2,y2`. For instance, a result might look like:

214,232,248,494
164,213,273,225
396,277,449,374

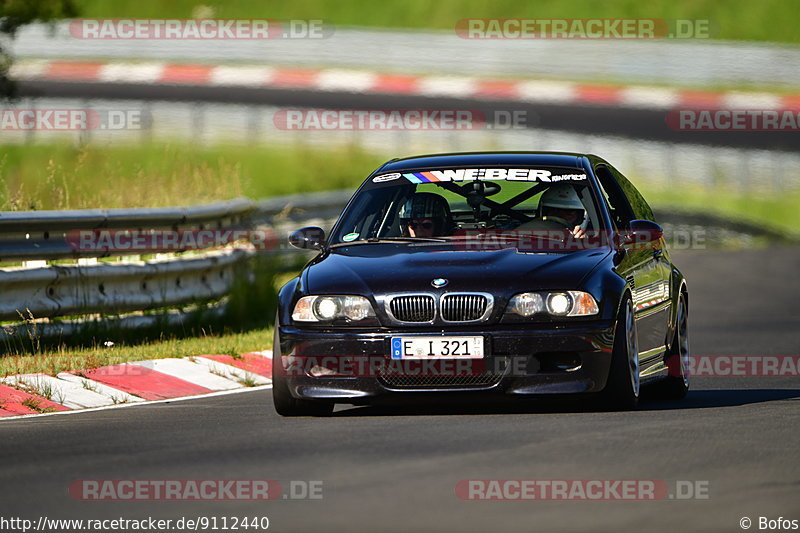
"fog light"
309,365,339,377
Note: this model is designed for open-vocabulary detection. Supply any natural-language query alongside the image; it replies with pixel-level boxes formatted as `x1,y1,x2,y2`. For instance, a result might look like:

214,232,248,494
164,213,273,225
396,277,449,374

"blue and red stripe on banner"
403,171,441,183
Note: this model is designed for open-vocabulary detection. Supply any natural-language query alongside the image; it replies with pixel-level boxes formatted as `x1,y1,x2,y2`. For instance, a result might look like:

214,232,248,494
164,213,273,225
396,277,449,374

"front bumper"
275,322,616,402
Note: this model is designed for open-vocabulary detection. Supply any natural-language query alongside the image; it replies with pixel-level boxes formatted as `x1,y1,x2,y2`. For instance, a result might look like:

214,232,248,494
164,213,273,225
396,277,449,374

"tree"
1,0,78,98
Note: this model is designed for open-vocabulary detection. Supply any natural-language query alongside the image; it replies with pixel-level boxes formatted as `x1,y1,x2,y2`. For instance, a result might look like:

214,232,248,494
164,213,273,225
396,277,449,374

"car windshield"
330,166,605,249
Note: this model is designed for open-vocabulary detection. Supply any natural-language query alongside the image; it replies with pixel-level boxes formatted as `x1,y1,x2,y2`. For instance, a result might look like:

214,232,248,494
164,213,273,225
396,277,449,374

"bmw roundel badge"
431,278,448,288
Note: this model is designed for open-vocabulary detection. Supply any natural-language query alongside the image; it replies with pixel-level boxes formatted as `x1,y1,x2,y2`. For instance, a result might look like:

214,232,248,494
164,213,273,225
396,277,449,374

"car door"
609,166,673,359
594,164,671,360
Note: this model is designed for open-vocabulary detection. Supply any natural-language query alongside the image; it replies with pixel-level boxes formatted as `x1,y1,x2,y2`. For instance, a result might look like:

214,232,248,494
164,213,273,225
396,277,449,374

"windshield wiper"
329,236,450,248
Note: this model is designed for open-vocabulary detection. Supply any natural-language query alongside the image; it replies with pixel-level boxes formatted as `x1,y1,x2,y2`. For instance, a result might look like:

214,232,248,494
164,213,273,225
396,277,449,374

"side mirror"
623,219,663,246
289,226,325,250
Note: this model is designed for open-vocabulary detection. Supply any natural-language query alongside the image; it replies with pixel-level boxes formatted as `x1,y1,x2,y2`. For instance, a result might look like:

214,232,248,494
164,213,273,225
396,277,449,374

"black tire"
662,294,690,399
600,295,640,410
272,318,334,417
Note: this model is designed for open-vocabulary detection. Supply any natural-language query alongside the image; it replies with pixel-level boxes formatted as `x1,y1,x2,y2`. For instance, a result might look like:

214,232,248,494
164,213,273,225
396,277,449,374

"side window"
594,165,635,229
611,167,656,222
333,185,406,241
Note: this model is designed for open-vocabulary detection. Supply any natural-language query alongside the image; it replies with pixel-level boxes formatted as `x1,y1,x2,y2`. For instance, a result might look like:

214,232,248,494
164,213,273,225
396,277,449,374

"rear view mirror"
289,226,325,250
623,220,663,246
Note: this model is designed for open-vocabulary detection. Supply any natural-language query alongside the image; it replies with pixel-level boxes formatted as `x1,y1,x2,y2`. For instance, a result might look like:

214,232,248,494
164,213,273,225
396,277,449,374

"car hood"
304,244,611,296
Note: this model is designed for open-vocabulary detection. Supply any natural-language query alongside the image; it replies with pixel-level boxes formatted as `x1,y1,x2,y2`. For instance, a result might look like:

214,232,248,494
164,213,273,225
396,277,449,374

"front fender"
277,276,301,327
582,258,628,322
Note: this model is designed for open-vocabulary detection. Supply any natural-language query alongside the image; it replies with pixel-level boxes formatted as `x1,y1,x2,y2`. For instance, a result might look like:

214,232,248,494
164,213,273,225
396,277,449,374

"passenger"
538,183,588,238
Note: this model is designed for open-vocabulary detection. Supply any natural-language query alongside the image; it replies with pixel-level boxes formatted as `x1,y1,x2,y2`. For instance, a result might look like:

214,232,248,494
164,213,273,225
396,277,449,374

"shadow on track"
639,387,800,411
329,388,800,417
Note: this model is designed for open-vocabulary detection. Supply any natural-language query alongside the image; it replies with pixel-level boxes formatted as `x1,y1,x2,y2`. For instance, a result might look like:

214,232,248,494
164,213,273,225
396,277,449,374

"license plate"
391,336,484,359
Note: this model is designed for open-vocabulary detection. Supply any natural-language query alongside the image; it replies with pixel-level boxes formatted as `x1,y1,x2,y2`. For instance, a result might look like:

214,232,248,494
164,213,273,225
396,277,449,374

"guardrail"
0,197,255,261
0,249,246,322
0,198,258,332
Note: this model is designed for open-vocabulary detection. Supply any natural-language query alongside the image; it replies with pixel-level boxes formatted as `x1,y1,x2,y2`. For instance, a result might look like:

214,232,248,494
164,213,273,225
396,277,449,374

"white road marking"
130,358,244,390
516,80,577,103
316,69,379,92
417,76,478,98
193,357,271,386
210,66,275,86
57,373,145,404
1,374,115,409
620,86,679,109
0,385,272,422
98,62,165,84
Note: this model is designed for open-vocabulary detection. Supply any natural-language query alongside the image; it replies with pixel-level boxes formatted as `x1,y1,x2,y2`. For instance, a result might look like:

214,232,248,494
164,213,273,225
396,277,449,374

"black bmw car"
273,152,689,416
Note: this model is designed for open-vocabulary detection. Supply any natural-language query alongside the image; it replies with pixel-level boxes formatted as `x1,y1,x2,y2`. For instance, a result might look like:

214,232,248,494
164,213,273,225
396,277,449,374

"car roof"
377,152,590,173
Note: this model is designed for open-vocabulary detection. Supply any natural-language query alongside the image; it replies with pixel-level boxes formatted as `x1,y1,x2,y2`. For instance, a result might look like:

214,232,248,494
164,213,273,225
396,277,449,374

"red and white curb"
10,59,800,110
0,350,272,420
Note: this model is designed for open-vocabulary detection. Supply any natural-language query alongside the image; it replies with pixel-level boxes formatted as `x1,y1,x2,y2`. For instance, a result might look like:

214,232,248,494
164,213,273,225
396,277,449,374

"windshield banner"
372,169,588,183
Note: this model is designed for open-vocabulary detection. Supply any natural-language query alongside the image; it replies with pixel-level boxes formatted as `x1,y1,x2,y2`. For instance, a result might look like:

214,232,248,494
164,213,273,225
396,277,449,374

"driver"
399,193,452,238
539,183,587,238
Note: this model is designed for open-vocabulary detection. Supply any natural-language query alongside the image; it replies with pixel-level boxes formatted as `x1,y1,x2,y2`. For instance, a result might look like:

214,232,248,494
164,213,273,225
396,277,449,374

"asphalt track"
16,80,800,152
1,247,798,533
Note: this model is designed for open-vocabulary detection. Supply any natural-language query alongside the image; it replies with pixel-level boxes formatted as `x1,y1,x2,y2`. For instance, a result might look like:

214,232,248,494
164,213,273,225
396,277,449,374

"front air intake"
440,293,491,322
388,295,436,322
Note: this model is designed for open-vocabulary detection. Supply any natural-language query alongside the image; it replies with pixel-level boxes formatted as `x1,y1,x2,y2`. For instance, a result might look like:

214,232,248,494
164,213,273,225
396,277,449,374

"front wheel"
662,295,690,399
600,296,640,410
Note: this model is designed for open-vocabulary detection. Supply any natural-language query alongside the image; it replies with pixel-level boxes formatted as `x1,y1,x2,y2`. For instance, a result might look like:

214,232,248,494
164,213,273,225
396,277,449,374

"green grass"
72,0,800,44
3,140,799,234
639,183,800,239
21,396,57,413
0,142,386,210
0,327,272,377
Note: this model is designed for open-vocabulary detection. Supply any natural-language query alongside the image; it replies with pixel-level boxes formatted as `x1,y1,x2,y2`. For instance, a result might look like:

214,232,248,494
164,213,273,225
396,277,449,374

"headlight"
314,297,341,320
506,291,598,318
292,295,376,323
507,292,544,317
546,293,571,316
342,295,372,320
